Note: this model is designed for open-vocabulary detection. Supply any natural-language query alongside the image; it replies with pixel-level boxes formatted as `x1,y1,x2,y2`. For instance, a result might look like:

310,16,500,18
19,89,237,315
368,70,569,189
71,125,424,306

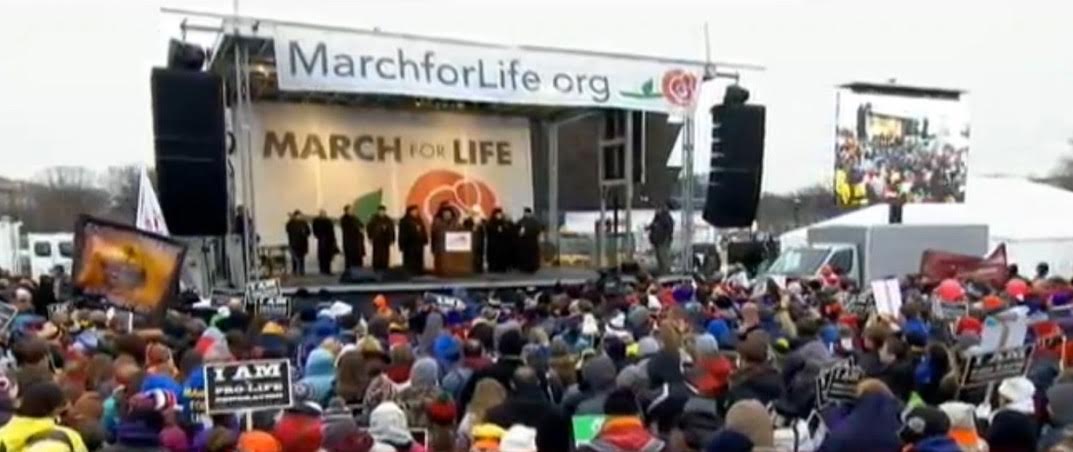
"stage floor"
276,267,601,294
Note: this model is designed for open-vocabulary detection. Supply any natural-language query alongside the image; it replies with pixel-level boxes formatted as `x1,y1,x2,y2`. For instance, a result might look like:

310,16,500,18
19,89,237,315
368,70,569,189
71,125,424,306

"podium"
438,229,474,277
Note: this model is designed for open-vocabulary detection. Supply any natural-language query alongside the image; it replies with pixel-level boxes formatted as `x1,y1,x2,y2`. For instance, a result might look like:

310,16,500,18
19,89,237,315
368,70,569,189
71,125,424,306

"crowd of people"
2,259,1073,452
284,205,543,277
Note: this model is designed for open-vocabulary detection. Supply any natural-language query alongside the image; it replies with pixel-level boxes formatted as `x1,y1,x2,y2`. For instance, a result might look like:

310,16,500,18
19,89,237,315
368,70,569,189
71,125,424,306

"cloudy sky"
1,0,1070,193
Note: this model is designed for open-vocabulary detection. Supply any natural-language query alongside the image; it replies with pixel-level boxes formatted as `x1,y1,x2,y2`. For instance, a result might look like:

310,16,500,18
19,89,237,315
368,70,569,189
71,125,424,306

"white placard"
871,279,903,318
444,231,472,252
273,25,704,114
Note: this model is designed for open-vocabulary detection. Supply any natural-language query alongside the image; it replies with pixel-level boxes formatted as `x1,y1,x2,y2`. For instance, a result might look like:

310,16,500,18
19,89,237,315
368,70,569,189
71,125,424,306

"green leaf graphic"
352,189,383,223
641,79,654,96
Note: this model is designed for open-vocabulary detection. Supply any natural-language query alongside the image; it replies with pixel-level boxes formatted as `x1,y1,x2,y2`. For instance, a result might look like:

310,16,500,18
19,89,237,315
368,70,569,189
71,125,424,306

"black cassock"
339,213,365,269
464,219,486,273
311,216,337,275
398,216,428,275
485,218,512,273
515,216,543,273
366,214,395,271
285,218,311,275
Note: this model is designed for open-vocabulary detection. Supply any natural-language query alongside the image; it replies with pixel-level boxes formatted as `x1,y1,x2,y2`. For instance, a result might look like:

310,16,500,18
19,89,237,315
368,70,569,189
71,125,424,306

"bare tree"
757,184,842,233
21,166,110,231
1043,138,1073,191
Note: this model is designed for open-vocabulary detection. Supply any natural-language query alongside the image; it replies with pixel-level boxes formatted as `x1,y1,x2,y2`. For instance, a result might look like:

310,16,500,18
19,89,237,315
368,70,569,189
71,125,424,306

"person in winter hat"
272,400,323,452
322,397,374,452
299,348,336,406
580,387,665,452
499,425,538,452
986,409,1038,452
0,382,89,452
816,379,903,452
899,406,960,452
725,333,782,407
1040,381,1073,451
938,402,986,452
369,402,426,452
101,389,176,452
393,357,441,428
236,431,282,452
566,354,618,416
996,376,1035,415
458,329,526,411
670,411,721,452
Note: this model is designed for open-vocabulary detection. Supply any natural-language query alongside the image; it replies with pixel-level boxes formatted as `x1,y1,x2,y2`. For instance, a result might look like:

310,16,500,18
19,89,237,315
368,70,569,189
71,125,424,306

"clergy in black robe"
311,209,337,275
463,216,486,273
285,210,311,275
366,205,395,271
339,205,365,269
398,205,428,275
485,208,512,273
514,207,543,273
430,207,458,274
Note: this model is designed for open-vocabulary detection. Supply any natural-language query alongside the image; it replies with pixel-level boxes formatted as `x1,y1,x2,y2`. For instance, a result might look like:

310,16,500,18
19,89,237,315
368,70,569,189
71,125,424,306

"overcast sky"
1,0,1070,193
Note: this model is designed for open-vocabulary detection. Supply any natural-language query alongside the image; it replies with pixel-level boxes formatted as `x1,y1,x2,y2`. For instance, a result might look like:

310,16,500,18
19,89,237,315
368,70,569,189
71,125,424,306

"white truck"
27,232,74,279
766,224,989,283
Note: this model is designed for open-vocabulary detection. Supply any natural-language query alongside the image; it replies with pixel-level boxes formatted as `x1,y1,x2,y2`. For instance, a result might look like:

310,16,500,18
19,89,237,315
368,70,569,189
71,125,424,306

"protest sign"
47,302,72,318
572,415,607,447
255,296,291,318
0,302,17,334
960,344,1034,389
844,292,875,317
203,359,293,414
815,360,864,407
933,298,969,321
979,308,1028,353
871,279,902,318
72,216,186,313
245,279,288,317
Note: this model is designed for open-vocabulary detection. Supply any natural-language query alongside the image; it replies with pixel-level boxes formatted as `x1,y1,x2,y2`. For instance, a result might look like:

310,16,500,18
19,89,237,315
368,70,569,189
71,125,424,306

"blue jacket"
817,393,903,452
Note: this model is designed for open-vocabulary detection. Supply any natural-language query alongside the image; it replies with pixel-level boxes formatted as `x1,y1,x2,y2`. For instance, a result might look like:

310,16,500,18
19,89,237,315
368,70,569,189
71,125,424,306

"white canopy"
779,176,1073,276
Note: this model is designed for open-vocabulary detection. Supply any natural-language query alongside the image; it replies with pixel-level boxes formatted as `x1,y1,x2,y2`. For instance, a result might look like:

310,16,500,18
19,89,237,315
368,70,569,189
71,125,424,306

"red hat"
425,393,457,425
982,295,1005,312
272,414,323,452
955,316,983,336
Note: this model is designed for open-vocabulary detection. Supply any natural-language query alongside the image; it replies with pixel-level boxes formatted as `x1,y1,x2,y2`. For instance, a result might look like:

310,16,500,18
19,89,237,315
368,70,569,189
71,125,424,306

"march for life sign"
204,359,293,413
272,24,705,114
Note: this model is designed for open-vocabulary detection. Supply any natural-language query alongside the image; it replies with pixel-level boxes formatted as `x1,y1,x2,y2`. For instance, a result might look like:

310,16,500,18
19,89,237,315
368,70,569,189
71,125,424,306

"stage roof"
166,9,763,119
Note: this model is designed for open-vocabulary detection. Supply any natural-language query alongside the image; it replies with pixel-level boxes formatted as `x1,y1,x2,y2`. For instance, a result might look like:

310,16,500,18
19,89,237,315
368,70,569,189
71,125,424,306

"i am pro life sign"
203,359,293,413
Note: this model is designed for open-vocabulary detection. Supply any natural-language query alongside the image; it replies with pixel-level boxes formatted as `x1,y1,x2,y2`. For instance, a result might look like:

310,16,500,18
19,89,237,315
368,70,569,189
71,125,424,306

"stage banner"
250,103,534,248
833,84,970,207
273,25,703,114
72,216,186,314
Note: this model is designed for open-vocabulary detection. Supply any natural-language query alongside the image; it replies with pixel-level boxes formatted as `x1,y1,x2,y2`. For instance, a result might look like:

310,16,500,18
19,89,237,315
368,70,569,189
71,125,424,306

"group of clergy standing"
283,203,543,277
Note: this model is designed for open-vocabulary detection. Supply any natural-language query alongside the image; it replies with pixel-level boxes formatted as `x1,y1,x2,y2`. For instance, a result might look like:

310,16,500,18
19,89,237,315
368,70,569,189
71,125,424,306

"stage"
277,267,599,295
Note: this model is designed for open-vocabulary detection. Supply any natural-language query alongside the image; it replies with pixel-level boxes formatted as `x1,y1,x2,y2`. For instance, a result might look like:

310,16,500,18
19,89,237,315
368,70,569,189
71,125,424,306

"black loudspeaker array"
702,104,767,228
151,68,228,236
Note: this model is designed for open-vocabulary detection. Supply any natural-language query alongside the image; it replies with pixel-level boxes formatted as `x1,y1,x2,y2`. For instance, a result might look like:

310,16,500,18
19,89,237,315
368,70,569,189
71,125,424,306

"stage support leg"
681,115,696,274
546,122,560,266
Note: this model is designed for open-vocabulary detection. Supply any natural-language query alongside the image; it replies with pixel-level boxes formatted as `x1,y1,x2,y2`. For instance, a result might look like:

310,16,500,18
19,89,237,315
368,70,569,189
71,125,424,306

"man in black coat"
398,205,428,275
514,207,543,273
284,210,311,275
458,328,526,411
485,366,572,452
485,208,511,273
366,205,395,271
311,209,337,275
339,205,365,269
463,216,486,273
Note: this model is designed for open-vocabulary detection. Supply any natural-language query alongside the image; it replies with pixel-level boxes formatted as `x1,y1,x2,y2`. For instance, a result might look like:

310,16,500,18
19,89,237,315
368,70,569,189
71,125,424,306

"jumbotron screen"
834,84,970,207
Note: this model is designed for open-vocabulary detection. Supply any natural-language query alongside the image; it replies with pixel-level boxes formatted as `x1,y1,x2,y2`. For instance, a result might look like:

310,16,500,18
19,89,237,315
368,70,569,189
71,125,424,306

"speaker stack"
702,85,766,228
150,41,228,236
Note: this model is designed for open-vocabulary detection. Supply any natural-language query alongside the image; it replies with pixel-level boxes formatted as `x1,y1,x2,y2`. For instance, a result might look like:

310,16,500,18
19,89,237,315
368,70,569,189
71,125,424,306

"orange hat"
982,295,1004,312
238,431,282,452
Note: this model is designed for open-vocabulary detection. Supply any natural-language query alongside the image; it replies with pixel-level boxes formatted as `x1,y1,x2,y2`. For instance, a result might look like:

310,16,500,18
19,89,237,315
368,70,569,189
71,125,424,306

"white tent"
779,176,1073,276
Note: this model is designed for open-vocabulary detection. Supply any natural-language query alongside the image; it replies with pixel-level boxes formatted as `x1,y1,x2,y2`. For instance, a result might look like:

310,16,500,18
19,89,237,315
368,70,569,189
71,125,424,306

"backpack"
0,428,75,452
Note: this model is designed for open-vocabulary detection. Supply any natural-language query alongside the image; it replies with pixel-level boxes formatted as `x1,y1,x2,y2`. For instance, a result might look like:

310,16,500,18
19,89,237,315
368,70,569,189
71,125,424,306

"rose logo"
405,170,498,224
661,69,698,107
